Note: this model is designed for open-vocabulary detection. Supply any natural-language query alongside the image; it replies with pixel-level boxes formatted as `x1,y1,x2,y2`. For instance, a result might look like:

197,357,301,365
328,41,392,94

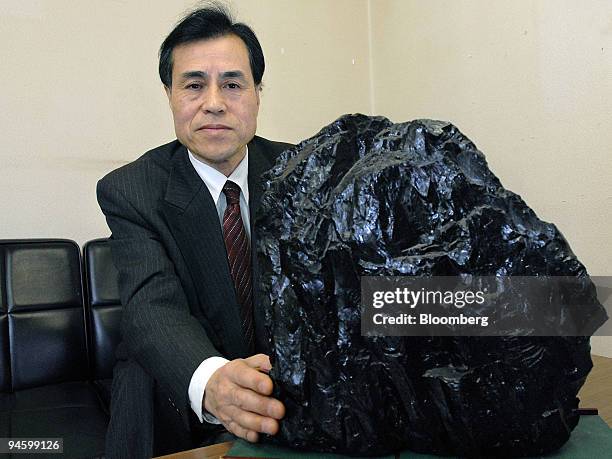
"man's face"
165,34,260,176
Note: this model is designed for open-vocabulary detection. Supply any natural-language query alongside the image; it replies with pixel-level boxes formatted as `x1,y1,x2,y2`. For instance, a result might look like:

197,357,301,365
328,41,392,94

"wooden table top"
578,354,612,426
154,441,233,459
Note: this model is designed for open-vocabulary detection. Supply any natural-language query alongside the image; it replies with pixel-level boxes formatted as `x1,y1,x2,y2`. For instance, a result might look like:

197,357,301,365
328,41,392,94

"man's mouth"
199,124,231,131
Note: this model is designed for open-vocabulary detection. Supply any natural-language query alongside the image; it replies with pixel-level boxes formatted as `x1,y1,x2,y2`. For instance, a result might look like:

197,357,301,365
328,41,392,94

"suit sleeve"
97,175,221,424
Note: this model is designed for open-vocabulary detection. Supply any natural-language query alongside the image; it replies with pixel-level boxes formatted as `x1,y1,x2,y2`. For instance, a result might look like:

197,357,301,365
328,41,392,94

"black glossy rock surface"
255,114,607,457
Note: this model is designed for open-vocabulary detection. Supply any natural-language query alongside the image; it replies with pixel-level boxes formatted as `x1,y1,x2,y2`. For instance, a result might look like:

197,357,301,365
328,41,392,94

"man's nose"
201,86,226,113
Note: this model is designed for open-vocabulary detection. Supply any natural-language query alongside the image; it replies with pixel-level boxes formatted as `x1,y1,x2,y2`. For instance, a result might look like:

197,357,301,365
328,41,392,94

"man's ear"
164,85,172,105
255,84,261,107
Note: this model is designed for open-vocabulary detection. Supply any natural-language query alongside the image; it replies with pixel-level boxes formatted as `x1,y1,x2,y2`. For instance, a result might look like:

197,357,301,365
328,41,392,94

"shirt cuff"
188,356,229,424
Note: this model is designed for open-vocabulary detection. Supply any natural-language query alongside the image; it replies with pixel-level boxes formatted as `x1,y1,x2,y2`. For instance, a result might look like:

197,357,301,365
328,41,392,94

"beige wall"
1,1,610,354
369,0,612,356
0,0,371,246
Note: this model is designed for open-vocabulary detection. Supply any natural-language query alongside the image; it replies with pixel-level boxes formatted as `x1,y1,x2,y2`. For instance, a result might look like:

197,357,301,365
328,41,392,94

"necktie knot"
223,181,241,205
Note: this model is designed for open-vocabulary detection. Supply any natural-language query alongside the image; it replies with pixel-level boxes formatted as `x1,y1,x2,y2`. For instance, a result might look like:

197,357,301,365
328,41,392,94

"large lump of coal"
255,114,607,457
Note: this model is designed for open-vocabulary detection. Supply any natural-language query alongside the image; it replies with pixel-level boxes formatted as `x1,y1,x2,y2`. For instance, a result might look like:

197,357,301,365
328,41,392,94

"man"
97,6,289,457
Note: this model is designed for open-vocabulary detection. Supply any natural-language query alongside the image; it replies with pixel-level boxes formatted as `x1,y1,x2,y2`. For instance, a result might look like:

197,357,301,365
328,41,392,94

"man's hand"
204,354,285,442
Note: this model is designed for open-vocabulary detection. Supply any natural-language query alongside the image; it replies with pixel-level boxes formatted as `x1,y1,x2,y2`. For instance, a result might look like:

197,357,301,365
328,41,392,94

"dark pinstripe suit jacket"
97,136,291,432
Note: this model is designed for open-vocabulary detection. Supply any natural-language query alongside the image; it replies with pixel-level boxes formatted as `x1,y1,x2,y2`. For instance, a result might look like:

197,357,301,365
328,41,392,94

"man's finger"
229,361,274,395
224,404,280,436
225,417,259,443
230,385,285,419
244,354,272,372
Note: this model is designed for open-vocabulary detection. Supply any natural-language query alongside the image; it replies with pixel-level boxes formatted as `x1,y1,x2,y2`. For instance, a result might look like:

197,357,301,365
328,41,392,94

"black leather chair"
83,238,201,457
0,239,107,458
83,238,122,410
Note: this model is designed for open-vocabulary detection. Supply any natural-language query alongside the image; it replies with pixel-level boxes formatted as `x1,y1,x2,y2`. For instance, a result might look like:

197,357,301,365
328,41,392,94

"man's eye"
225,82,241,89
187,83,202,90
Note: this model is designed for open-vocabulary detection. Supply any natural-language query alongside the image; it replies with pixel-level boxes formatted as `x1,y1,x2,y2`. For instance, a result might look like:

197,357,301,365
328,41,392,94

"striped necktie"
222,180,254,352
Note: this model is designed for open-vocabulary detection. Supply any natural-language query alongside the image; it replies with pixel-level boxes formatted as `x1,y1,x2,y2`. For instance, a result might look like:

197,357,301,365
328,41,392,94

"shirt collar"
187,147,249,205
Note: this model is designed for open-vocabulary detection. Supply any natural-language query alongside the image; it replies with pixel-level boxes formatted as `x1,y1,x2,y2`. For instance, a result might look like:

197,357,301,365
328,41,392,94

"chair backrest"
0,239,88,391
83,238,122,380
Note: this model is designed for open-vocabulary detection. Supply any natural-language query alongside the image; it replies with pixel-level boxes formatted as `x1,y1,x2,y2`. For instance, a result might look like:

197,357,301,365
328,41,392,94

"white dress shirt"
186,147,250,424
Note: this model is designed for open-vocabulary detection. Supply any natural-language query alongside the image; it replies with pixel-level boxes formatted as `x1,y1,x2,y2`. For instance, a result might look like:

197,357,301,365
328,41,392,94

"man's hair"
159,3,265,88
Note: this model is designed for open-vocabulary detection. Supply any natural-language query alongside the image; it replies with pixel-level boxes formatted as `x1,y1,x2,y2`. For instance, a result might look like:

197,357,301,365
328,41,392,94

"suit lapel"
248,138,276,354
160,146,247,358
248,139,272,224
